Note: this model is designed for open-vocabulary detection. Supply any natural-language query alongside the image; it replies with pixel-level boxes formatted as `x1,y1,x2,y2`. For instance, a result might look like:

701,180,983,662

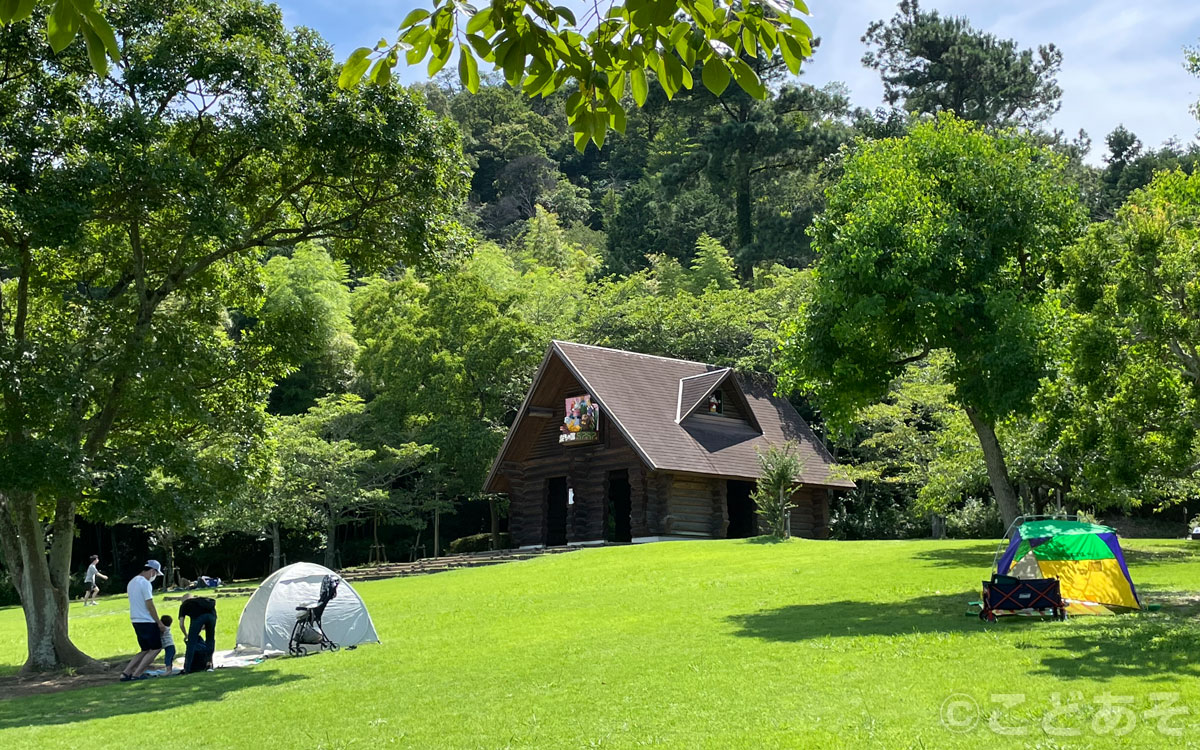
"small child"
160,615,177,673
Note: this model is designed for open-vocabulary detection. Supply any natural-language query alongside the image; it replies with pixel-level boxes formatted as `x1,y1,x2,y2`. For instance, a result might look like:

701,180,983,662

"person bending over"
178,593,218,673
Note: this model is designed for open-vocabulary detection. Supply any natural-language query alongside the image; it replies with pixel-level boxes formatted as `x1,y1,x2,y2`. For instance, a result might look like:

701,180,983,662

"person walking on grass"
120,561,166,682
82,554,108,606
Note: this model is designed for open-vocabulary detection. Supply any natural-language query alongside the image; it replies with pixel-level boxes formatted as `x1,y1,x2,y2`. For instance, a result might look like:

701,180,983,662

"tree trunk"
0,491,101,673
433,508,440,558
734,158,753,251
963,406,1021,530
778,487,787,539
164,539,176,589
110,525,121,579
324,512,337,570
489,497,500,551
269,522,281,573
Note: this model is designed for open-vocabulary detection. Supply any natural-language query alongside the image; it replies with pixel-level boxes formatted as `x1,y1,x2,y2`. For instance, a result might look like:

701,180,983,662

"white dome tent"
235,562,379,655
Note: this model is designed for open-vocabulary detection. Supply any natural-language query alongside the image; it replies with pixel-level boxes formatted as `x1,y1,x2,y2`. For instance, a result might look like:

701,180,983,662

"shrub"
830,488,925,540
945,498,1004,539
752,443,802,538
447,533,513,554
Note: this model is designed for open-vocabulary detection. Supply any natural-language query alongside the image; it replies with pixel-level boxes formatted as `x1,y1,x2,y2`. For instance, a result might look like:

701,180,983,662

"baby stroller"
288,574,340,656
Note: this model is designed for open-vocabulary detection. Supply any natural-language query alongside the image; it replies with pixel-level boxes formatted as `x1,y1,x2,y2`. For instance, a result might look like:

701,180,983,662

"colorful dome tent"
994,519,1140,615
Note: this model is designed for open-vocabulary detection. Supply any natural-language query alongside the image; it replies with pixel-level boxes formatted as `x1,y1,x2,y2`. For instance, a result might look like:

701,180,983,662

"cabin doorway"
606,470,632,543
726,480,758,538
546,477,569,546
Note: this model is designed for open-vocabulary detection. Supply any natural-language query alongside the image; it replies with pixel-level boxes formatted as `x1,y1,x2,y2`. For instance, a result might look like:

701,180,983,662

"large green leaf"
729,58,766,99
701,57,730,96
46,0,78,54
0,0,37,25
630,67,648,106
339,47,373,89
458,44,480,93
80,23,107,76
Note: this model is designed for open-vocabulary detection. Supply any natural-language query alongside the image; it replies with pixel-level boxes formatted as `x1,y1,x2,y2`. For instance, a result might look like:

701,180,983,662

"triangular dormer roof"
676,370,728,422
674,368,762,433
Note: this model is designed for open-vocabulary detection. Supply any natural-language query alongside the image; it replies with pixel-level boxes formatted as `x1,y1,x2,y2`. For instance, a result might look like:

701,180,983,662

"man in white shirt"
82,554,108,606
120,560,166,681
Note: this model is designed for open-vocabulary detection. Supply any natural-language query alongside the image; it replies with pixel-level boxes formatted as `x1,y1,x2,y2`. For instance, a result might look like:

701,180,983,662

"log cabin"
484,341,853,547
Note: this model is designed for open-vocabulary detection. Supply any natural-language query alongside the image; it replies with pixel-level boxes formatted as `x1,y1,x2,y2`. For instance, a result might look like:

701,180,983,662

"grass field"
2,538,1200,749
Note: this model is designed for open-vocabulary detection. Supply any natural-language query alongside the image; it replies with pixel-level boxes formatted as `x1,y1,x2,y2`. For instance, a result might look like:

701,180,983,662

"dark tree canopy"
1092,125,1200,219
862,0,1063,127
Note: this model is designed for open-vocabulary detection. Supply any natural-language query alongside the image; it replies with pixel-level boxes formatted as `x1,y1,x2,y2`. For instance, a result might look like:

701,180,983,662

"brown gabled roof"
484,341,853,490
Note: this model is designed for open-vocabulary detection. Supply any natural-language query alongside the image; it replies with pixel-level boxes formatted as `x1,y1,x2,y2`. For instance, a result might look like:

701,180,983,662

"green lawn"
2,538,1200,749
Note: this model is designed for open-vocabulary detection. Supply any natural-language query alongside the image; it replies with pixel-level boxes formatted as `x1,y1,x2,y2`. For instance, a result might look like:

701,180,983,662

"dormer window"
675,369,761,433
707,391,723,414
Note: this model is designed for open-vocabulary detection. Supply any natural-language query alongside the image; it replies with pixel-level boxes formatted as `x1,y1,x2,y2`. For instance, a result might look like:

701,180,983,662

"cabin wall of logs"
505,457,832,546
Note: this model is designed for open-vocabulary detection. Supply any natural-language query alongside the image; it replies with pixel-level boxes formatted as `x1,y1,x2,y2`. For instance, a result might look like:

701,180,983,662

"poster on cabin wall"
560,395,599,444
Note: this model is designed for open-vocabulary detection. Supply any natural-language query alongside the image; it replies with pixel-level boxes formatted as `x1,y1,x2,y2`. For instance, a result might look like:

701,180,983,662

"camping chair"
980,575,1066,622
288,574,341,656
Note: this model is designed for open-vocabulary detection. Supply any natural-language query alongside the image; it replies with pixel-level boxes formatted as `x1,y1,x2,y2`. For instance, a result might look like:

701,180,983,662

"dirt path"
0,660,125,700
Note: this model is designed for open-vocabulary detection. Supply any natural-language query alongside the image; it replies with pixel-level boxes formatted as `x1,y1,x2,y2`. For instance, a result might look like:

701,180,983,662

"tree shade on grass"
2,538,1200,748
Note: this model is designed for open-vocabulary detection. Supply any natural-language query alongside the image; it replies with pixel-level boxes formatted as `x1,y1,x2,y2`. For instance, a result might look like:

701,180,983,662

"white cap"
145,560,162,573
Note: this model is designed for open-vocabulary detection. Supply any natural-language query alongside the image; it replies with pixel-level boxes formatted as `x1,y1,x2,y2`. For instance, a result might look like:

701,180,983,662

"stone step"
338,545,586,582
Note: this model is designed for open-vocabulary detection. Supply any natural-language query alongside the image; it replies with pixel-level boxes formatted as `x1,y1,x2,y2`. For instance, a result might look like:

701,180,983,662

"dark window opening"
606,470,633,543
546,477,569,546
726,480,758,538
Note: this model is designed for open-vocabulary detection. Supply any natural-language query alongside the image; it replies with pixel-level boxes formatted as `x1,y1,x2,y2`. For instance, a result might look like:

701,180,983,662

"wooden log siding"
505,465,541,546
502,428,644,546
786,486,829,539
629,464,650,538
651,472,672,536
569,452,605,541
665,475,721,536
715,479,730,537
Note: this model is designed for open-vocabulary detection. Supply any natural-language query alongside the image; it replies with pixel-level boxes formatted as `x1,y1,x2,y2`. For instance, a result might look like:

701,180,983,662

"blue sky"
276,0,1200,162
